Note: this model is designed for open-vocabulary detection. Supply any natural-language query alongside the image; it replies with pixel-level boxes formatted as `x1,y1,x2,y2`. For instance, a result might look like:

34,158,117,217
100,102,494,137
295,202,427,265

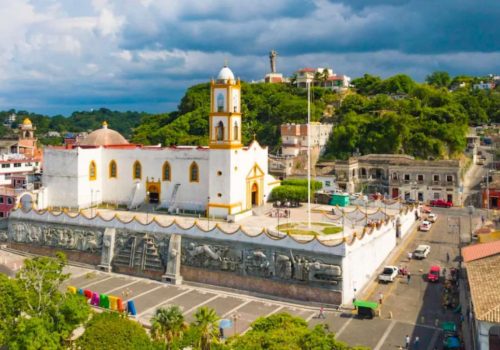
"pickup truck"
378,266,399,283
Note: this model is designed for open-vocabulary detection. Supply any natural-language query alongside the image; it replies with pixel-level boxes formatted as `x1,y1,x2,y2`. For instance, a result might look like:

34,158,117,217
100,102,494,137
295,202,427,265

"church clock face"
232,90,239,112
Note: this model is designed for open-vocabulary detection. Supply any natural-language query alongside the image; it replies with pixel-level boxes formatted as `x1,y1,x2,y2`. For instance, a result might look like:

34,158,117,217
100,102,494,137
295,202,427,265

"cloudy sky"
0,0,499,115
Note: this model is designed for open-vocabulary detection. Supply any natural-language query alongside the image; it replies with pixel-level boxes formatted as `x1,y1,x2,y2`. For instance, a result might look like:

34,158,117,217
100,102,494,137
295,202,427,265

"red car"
430,199,453,208
427,266,441,282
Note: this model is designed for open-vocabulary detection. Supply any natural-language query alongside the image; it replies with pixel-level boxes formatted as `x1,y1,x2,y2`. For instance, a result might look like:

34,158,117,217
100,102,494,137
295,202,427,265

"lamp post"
276,201,281,231
146,191,150,224
207,196,210,229
468,205,475,243
232,313,240,335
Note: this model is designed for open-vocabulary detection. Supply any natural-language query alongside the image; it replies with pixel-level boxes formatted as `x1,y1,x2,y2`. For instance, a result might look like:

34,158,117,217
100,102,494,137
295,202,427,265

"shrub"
281,179,323,190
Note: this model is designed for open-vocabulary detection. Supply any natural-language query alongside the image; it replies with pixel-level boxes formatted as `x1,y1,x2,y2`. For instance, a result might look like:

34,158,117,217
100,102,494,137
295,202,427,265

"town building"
473,81,496,90
39,66,277,220
481,171,499,210
294,67,351,91
281,123,333,157
316,154,463,205
0,118,42,217
462,241,500,349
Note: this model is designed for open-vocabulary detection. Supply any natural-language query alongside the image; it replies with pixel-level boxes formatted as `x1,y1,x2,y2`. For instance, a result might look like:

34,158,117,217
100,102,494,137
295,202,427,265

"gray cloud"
0,0,498,115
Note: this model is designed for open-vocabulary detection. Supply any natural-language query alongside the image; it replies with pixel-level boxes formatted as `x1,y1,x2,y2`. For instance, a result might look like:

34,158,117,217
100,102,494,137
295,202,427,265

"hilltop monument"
265,50,284,83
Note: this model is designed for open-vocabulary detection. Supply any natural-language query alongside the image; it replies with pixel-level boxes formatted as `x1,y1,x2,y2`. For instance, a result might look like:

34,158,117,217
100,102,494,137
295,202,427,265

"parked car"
378,266,399,283
430,199,453,208
477,158,485,165
413,245,431,259
427,265,441,282
419,220,432,232
427,213,438,223
421,206,432,214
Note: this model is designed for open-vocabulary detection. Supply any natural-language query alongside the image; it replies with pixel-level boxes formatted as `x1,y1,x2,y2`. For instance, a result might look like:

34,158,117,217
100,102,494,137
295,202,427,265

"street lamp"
146,191,150,224
90,189,100,217
207,196,210,230
232,313,240,335
468,205,475,243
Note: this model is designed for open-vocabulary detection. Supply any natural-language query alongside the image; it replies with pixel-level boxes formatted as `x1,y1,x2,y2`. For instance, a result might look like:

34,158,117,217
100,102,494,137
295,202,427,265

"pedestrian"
446,252,450,263
413,336,420,349
407,272,411,284
318,306,326,319
404,334,410,349
481,215,485,225
407,252,412,261
219,327,224,340
379,292,384,305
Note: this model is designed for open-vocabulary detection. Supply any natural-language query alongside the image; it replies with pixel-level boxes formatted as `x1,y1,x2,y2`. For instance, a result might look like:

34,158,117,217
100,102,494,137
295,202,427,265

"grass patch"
277,222,343,236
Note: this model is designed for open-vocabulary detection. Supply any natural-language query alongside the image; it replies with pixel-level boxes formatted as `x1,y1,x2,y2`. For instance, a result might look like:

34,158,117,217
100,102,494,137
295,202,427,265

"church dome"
79,121,129,146
217,66,235,81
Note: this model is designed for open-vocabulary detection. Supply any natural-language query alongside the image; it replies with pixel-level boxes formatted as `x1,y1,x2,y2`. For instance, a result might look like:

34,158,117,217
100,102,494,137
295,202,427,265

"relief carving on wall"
181,241,242,272
9,222,102,252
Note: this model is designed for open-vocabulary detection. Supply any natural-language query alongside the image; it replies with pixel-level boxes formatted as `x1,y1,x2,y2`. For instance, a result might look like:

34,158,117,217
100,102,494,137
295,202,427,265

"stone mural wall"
4,219,343,303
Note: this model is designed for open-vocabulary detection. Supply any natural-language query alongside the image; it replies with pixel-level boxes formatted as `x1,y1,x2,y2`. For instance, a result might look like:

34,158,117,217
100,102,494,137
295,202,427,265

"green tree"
77,312,155,350
229,313,363,350
0,254,90,348
426,71,451,88
193,307,220,350
151,306,188,349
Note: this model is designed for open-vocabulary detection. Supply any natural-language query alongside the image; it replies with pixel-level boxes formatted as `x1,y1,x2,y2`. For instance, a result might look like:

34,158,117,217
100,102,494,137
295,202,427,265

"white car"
427,213,437,223
419,220,432,232
378,266,399,283
413,245,431,259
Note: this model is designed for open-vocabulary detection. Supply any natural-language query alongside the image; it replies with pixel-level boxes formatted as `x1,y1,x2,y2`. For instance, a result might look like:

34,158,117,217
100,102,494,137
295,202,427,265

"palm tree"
314,71,322,87
150,305,188,350
194,306,220,350
322,68,330,87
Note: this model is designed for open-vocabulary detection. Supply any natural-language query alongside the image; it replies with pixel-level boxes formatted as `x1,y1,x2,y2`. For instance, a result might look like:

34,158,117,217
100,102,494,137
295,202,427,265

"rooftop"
465,254,500,323
462,240,500,263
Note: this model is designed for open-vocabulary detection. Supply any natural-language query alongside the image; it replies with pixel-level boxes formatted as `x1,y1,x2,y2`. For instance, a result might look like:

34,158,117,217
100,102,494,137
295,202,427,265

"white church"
41,66,278,219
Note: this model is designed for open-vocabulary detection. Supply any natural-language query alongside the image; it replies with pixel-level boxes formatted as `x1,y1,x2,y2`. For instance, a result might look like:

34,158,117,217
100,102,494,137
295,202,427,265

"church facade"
41,66,278,218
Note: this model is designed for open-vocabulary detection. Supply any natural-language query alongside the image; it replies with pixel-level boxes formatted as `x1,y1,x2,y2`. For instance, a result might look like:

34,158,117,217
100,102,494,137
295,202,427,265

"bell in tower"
209,65,242,149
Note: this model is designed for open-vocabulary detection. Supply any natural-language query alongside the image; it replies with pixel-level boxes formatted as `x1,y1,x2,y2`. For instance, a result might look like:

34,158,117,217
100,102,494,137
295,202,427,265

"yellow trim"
268,180,281,186
209,143,243,150
133,160,142,180
89,160,97,181
109,160,117,179
189,161,199,183
209,112,242,117
208,201,242,215
162,161,171,181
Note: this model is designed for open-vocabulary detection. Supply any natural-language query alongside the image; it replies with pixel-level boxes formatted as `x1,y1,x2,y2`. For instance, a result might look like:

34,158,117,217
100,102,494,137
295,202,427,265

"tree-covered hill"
0,108,145,143
1,71,498,160
324,73,499,160
131,82,334,152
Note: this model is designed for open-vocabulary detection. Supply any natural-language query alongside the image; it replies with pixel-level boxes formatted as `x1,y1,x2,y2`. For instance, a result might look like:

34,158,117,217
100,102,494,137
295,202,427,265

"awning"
353,300,379,309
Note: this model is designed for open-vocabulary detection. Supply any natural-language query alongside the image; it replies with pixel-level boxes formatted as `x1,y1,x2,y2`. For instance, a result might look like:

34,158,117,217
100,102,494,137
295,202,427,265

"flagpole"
307,81,311,229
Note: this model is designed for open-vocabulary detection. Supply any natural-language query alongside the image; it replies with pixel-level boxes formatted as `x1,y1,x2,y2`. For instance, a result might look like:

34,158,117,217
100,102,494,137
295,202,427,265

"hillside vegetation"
1,72,498,160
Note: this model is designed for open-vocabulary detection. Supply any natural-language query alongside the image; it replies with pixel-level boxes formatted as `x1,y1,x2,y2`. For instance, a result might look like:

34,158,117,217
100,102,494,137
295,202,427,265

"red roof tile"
462,240,500,262
298,68,315,73
327,75,344,81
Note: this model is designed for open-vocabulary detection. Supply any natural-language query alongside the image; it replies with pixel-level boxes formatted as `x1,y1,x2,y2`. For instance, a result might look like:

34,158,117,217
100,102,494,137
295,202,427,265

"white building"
294,67,350,91
41,66,278,219
280,123,333,157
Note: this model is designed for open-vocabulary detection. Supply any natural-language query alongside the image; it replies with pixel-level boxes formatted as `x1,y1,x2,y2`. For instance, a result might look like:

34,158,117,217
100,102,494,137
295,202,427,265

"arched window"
109,160,117,178
189,162,199,182
133,161,142,180
217,93,224,112
216,121,224,141
162,161,171,181
89,161,97,181
233,121,239,141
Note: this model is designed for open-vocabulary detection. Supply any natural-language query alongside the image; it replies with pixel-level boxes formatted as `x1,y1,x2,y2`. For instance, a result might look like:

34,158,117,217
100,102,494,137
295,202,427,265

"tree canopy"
0,253,90,349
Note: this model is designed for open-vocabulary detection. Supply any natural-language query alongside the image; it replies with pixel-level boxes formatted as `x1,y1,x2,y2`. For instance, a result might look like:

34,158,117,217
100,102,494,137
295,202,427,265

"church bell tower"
209,65,242,149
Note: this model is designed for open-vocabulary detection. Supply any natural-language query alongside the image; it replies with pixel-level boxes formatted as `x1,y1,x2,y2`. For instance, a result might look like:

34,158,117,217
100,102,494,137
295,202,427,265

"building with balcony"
316,154,463,205
294,67,350,91
281,123,333,157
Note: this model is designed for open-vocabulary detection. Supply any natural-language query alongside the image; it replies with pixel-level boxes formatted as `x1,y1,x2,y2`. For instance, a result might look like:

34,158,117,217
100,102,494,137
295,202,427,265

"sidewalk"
357,217,421,302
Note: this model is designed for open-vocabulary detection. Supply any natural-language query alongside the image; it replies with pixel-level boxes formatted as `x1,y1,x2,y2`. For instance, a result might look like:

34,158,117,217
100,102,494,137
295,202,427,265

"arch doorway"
251,183,259,206
146,178,161,204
